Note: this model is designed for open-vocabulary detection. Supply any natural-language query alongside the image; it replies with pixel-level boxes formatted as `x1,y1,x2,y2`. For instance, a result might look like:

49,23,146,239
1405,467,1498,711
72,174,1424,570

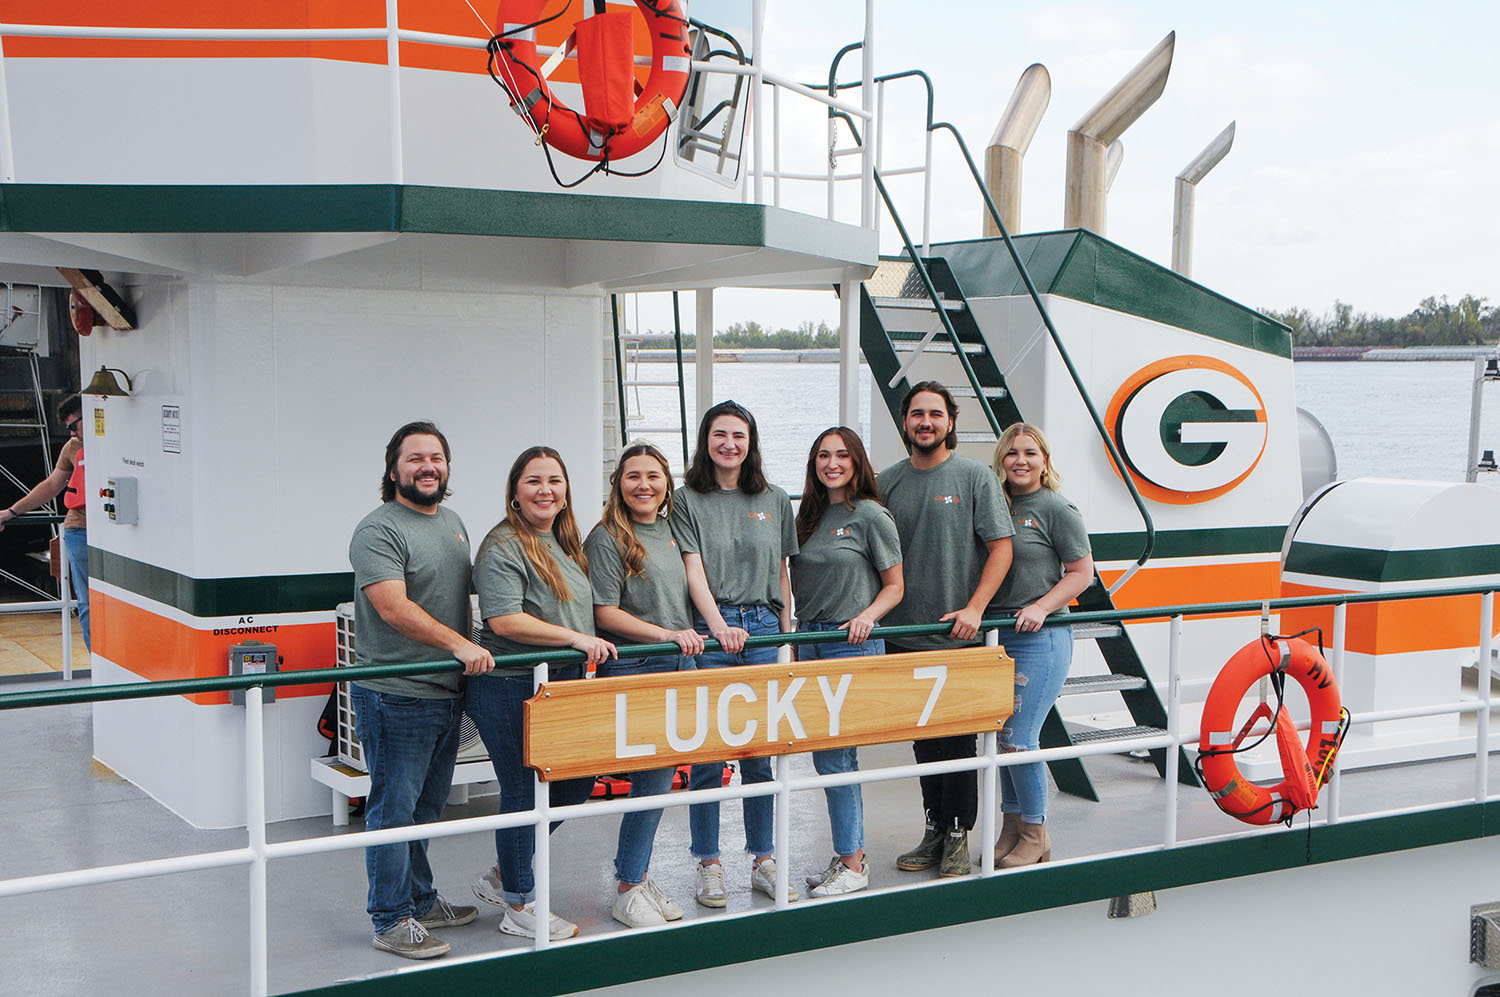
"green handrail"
609,295,629,448
820,51,1156,571
3,583,1495,711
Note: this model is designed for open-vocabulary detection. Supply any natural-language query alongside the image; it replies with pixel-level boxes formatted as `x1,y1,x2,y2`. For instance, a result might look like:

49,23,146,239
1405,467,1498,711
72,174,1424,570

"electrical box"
100,475,138,524
229,640,278,704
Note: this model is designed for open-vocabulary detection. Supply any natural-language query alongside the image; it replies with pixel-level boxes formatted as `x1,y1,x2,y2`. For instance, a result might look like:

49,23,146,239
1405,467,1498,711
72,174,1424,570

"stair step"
1068,723,1165,745
870,295,964,312
948,385,1009,402
886,328,982,343
1070,621,1123,640
890,339,987,356
955,430,996,443
1060,673,1147,695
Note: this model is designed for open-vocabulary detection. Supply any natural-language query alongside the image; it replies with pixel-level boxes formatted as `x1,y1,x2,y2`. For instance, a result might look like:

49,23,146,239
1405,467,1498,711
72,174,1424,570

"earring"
510,499,521,511
559,500,567,510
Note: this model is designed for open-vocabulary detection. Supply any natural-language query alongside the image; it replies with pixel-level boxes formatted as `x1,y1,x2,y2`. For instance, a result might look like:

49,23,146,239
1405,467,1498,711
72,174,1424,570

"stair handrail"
821,55,1155,580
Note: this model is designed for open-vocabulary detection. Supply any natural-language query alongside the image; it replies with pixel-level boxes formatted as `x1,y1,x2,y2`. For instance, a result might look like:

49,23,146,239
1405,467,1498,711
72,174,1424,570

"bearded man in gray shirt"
878,383,1013,878
348,421,494,959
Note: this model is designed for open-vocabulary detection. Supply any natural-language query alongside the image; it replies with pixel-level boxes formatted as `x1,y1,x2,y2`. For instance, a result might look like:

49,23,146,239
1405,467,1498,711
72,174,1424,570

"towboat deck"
2,669,1492,996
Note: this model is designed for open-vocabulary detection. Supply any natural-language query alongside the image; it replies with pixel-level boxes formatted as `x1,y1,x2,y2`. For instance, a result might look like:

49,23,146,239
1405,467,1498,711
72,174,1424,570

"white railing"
1,588,1496,995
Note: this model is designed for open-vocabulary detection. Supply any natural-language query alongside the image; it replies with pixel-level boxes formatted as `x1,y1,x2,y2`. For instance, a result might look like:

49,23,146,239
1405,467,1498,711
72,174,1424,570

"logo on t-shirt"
830,526,854,538
747,511,772,521
456,533,466,543
934,495,962,505
1016,517,1039,529
669,538,677,547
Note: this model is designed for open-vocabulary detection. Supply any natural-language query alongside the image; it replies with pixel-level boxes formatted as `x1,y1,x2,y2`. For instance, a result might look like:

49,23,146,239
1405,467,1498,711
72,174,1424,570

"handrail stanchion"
1163,614,1182,848
774,754,791,908
979,628,1000,874
1477,591,1493,802
1327,601,1347,823
751,0,764,205
772,84,781,208
531,661,551,950
246,686,269,997
859,0,875,229
384,0,404,185
57,529,72,680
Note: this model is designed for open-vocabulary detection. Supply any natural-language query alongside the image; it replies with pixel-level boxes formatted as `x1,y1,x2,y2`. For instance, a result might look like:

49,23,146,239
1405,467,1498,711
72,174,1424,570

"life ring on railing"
491,0,692,163
1197,635,1348,826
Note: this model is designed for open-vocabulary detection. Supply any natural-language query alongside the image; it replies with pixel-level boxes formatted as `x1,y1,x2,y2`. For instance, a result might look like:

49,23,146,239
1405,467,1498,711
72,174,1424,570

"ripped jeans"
997,624,1073,823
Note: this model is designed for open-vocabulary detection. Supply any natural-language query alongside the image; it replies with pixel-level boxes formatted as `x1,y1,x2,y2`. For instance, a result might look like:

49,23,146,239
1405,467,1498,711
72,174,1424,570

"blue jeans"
597,653,695,883
349,684,463,933
465,666,594,904
798,622,883,857
689,604,780,860
62,527,90,651
998,625,1073,823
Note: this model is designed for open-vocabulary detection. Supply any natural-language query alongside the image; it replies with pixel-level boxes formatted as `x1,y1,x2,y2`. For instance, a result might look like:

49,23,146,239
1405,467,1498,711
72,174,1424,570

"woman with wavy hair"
671,399,798,907
791,427,903,897
583,441,704,928
987,423,1094,868
467,446,614,940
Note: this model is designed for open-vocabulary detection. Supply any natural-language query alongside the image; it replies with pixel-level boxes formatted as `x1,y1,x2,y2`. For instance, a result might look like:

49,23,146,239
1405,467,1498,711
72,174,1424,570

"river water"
624,358,1500,494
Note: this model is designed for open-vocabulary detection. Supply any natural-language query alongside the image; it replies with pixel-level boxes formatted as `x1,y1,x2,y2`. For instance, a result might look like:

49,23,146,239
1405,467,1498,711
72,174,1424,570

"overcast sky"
637,0,1499,334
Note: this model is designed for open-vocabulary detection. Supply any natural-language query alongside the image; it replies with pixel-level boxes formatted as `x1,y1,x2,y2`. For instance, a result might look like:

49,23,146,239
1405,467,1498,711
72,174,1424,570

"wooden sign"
524,646,1013,781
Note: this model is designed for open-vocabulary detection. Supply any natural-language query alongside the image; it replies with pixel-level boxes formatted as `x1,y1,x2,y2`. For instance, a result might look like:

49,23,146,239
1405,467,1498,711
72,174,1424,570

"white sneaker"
750,858,799,902
612,883,666,929
805,854,842,890
471,867,506,907
809,860,869,897
695,862,727,908
643,877,684,920
499,902,579,940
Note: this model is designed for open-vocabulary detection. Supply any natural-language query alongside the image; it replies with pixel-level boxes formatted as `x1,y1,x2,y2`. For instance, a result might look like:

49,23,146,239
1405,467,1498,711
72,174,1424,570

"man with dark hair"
349,420,493,959
0,394,91,649
878,381,1013,877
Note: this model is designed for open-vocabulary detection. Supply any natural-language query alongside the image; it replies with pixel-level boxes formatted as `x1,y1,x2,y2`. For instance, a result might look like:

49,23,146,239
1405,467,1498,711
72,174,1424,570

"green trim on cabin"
1284,540,1500,584
287,801,1500,997
0,184,876,262
88,548,350,618
1089,525,1284,562
921,230,1292,359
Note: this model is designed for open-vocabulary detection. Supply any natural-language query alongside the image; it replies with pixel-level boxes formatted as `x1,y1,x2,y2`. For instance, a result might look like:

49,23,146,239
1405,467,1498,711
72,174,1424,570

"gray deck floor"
1,674,1489,995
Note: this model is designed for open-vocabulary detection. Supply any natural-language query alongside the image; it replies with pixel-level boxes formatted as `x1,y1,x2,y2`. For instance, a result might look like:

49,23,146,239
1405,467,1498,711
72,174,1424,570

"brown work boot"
992,812,1022,865
998,820,1051,868
938,828,971,877
895,821,943,871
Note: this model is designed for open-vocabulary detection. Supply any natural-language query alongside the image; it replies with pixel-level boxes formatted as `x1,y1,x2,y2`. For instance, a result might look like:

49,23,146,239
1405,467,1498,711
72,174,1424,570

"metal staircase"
832,61,1194,800
610,293,691,473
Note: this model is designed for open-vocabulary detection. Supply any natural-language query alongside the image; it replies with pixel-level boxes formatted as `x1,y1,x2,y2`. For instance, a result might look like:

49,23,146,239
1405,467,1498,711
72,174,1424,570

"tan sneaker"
372,917,450,959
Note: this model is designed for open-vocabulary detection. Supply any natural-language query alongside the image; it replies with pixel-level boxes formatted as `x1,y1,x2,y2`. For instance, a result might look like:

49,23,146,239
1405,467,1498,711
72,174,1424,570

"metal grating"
1107,892,1157,918
1473,902,1500,967
1070,724,1164,745
1061,674,1148,695
865,259,930,299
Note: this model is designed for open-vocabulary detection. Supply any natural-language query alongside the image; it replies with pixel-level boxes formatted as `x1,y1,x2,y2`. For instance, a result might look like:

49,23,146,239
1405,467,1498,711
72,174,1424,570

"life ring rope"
1196,630,1351,827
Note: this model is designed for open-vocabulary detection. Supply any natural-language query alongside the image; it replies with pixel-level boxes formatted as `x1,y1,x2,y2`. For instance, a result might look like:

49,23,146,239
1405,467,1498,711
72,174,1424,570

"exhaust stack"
984,64,1051,236
1171,121,1236,277
1064,31,1175,234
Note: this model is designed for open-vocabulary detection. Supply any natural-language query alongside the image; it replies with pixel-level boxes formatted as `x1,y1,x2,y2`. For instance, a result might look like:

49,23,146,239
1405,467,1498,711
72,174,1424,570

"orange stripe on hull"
1098,560,1281,619
1280,582,1493,656
92,590,334,705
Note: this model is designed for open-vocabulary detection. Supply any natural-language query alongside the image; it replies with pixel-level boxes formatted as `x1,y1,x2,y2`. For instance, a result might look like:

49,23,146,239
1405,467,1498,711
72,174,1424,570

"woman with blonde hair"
584,441,704,927
468,446,614,940
987,423,1094,867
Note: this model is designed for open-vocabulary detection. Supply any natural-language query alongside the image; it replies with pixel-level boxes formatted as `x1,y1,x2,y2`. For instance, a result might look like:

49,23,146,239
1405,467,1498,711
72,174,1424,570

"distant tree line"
626,319,840,349
1262,294,1500,348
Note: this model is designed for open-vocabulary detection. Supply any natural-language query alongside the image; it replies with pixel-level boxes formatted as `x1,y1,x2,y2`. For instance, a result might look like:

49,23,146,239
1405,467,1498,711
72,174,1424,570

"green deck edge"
0,183,875,263
287,802,1499,997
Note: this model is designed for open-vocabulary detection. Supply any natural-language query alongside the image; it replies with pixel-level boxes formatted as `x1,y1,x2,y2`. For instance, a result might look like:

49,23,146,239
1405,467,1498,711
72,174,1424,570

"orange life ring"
491,0,692,163
1198,635,1346,825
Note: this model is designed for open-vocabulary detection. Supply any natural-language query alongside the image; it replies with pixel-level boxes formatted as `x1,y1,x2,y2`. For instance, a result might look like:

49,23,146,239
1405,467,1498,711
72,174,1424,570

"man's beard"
397,473,446,507
904,431,946,456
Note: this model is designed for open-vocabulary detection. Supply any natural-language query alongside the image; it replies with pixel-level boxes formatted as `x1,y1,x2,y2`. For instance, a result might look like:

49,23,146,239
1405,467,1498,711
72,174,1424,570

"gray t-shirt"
670,484,798,612
791,500,903,624
584,517,694,642
877,454,1013,650
474,524,595,675
990,488,1092,614
349,501,473,699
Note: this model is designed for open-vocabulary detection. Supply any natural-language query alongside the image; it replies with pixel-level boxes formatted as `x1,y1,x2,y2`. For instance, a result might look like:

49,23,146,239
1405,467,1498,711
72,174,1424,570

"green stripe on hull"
1285,540,1500,584
1090,525,1284,562
89,549,351,618
286,802,1497,997
924,231,1292,358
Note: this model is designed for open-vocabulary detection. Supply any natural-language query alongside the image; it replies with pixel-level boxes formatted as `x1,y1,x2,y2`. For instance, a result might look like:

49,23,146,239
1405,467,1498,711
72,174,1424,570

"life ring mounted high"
1197,634,1349,826
488,0,693,171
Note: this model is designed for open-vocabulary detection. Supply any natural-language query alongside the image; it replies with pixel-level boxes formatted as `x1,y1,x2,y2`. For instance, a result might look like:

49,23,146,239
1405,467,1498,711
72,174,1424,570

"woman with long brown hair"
583,441,704,928
467,446,614,940
791,427,903,897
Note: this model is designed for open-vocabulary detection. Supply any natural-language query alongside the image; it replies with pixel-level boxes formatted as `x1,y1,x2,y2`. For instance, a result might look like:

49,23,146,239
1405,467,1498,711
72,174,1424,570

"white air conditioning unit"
334,600,490,771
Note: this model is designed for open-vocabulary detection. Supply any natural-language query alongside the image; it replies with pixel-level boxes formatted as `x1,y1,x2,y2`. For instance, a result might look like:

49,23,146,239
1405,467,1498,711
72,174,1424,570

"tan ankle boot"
992,812,1022,864
997,820,1051,868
